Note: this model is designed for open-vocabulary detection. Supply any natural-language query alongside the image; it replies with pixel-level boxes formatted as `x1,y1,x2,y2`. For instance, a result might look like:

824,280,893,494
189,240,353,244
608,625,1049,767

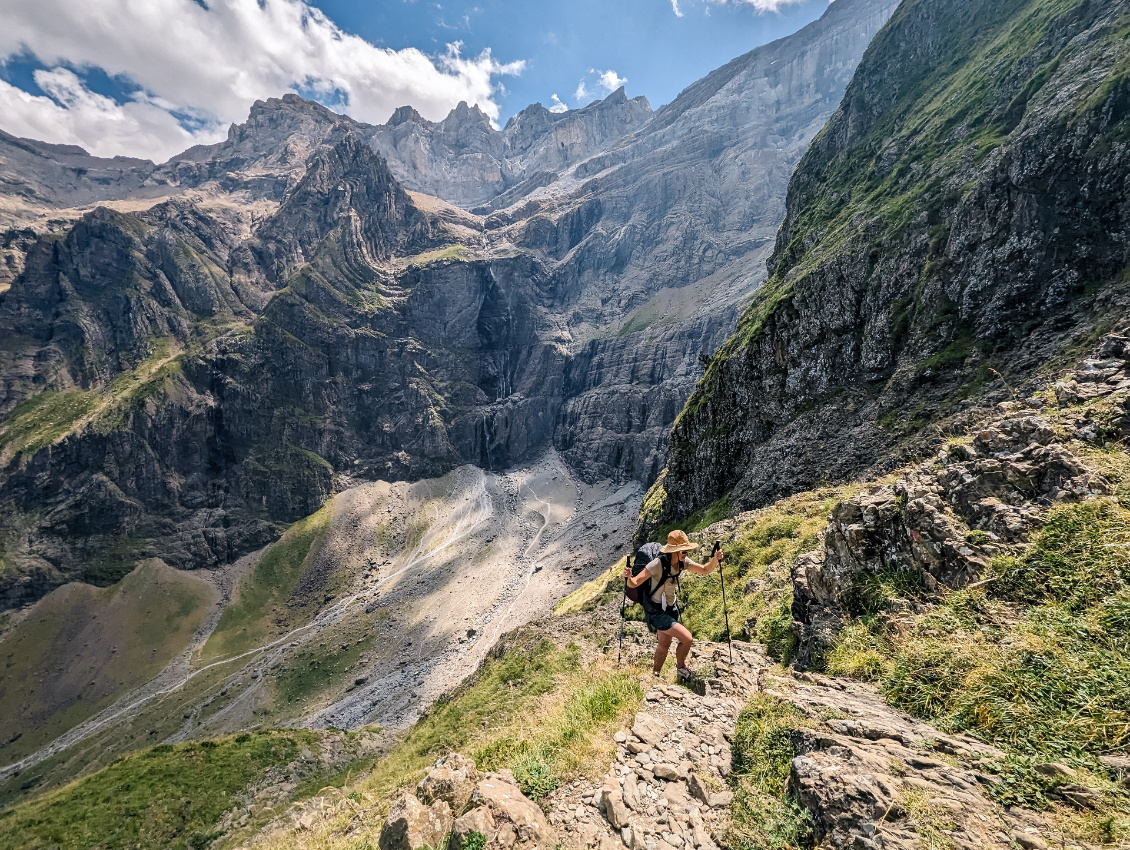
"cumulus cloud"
573,67,627,107
0,69,211,161
0,0,524,161
548,93,568,114
597,69,627,93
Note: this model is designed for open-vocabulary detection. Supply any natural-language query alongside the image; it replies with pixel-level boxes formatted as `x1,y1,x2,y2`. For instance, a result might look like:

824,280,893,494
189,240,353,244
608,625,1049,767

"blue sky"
0,0,833,161
313,0,832,116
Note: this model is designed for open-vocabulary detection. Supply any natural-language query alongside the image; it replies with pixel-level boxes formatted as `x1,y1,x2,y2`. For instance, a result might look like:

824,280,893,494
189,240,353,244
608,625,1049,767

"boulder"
631,712,669,746
622,773,641,811
601,782,631,830
419,753,484,813
379,793,454,850
466,772,556,850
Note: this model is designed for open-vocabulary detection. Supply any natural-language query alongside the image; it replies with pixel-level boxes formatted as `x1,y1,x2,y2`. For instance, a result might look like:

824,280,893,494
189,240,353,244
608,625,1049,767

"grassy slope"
0,561,217,767
0,338,185,463
0,623,645,850
201,504,332,663
0,730,368,850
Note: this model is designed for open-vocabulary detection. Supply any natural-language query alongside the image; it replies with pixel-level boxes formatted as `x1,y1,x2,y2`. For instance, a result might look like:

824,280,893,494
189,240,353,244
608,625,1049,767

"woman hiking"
623,530,723,680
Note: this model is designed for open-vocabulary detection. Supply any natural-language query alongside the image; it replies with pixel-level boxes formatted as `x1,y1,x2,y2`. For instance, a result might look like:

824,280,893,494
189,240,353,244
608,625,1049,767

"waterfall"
481,413,492,471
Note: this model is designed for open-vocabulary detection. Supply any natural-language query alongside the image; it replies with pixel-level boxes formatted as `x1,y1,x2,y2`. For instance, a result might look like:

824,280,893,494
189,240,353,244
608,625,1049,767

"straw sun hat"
659,529,698,554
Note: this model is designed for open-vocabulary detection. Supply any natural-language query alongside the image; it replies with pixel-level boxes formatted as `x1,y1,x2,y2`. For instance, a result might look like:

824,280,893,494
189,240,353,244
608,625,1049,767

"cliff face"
651,0,1130,530
0,0,898,607
539,0,901,484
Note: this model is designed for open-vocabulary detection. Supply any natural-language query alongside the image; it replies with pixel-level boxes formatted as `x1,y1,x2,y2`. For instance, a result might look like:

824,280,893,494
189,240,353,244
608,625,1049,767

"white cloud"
0,0,524,161
596,69,627,94
671,0,684,16
548,94,568,114
0,69,213,161
573,68,627,107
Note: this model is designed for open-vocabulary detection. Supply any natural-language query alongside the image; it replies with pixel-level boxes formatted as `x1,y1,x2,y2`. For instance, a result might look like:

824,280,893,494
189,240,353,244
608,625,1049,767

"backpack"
624,542,681,611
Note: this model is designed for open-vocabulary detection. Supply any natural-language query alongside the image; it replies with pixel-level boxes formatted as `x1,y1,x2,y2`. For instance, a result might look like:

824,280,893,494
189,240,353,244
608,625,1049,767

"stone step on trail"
545,640,764,850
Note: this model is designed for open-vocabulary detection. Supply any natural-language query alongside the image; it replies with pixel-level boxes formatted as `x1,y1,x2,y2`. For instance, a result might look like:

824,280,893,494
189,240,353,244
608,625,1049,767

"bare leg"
655,623,694,675
666,623,694,670
653,630,673,674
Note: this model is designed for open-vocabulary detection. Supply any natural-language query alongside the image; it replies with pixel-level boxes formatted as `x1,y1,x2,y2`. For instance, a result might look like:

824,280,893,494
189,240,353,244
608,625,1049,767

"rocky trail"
365,638,1100,850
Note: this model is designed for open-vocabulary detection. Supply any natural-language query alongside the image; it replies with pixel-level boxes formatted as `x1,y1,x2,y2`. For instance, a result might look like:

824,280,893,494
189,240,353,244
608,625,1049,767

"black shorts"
646,606,681,634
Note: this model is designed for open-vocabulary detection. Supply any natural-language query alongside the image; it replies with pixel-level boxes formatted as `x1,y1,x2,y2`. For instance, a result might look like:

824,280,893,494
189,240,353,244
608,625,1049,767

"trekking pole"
617,552,628,667
714,540,733,670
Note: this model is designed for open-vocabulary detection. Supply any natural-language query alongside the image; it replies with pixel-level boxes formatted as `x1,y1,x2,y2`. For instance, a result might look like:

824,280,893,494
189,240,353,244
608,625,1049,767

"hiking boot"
676,666,695,681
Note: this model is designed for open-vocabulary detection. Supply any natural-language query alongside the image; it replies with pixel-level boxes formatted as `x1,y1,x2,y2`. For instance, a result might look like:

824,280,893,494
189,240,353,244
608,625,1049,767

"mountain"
647,0,1130,530
372,88,654,210
0,0,902,813
4,0,1130,847
0,130,156,224
0,0,898,610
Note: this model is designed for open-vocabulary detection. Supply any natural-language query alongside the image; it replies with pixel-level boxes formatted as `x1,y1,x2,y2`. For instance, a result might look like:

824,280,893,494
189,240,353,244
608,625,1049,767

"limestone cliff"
0,0,898,606
651,0,1130,531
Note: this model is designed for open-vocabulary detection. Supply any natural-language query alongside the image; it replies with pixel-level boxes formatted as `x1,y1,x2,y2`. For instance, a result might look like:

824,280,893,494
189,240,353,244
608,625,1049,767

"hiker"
623,530,723,679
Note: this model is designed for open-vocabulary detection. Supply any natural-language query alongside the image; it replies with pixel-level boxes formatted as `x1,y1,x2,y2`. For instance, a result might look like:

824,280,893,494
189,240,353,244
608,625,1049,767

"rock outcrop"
379,793,454,850
381,757,554,850
417,753,483,814
790,331,1130,667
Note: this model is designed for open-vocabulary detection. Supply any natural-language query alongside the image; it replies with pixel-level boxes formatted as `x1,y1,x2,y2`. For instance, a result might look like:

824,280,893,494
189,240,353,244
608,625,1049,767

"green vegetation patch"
274,632,376,707
0,339,186,460
821,494,1130,842
0,389,100,458
409,244,471,266
877,498,1130,759
0,730,321,850
474,669,641,799
0,562,216,766
727,693,813,850
201,504,332,662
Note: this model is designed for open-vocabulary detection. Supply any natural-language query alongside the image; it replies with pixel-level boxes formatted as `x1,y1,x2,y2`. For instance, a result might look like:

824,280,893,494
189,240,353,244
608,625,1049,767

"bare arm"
622,560,653,587
684,551,723,575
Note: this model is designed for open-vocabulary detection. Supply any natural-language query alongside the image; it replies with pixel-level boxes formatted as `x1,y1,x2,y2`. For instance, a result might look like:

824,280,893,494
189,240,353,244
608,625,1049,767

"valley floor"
0,449,640,805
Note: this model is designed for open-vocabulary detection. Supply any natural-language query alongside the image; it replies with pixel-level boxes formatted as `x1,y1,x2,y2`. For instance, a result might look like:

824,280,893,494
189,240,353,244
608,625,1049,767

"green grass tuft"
727,693,813,850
